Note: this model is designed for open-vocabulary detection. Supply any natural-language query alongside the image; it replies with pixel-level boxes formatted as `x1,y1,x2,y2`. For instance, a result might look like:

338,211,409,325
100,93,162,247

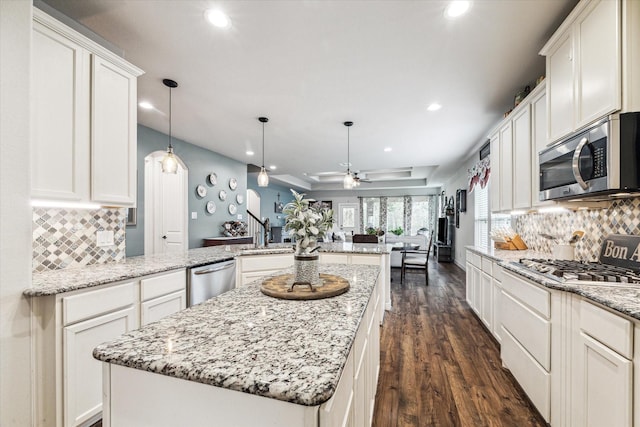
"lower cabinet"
33,269,186,427
465,249,501,343
235,253,294,287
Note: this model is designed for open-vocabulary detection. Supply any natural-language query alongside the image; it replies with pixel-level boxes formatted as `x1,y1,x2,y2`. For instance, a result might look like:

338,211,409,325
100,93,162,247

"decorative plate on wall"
228,203,237,215
196,185,207,198
219,190,227,201
206,201,216,214
236,194,244,205
208,173,218,186
229,178,237,191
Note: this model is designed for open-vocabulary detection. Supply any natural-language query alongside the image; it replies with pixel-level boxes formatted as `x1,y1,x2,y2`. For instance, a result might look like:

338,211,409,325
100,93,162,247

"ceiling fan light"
343,173,355,189
161,146,178,174
257,166,269,187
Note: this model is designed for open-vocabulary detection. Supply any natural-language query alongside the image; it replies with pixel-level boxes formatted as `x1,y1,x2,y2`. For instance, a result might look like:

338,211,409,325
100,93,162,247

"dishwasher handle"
193,263,234,275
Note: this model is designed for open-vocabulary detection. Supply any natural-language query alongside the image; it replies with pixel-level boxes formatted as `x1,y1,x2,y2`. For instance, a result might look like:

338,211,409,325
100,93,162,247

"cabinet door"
465,261,473,306
480,271,492,329
547,31,574,143
512,105,531,209
91,55,137,205
471,265,481,315
64,306,137,427
574,332,632,427
489,132,500,212
575,0,621,128
499,122,513,211
491,278,502,343
32,22,90,201
530,89,551,208
141,290,186,326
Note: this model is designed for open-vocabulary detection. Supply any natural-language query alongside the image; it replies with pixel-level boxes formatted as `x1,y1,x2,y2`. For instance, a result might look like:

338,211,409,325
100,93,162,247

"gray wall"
126,125,247,256
247,180,297,227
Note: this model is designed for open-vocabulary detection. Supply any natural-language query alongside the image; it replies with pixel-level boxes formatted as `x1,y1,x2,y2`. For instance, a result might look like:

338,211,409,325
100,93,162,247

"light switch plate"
96,230,114,247
191,212,197,220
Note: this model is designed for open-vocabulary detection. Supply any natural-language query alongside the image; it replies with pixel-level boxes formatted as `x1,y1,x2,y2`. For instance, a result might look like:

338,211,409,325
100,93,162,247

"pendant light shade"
343,121,354,189
257,117,269,187
161,79,179,174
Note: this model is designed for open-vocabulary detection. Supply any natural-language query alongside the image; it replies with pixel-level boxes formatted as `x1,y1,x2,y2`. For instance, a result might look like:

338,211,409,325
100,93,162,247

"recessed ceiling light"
427,103,442,111
139,101,153,109
445,1,471,18
246,150,254,156
205,9,231,28
384,147,392,152
269,165,277,170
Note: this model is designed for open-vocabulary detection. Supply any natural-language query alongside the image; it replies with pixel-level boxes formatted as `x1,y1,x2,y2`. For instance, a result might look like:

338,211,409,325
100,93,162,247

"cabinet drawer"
320,253,349,264
481,257,493,275
501,327,550,422
501,291,551,370
468,252,481,268
492,263,503,282
501,270,550,318
351,254,380,266
240,254,293,272
580,299,633,359
240,270,281,287
141,290,186,326
140,269,186,302
63,281,136,326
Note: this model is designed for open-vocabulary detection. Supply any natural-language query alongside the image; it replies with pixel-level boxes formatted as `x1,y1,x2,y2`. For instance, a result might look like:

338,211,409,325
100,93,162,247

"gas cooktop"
517,234,640,286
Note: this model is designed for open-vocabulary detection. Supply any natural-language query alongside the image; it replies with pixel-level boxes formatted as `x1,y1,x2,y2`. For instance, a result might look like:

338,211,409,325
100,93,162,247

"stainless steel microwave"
539,112,640,201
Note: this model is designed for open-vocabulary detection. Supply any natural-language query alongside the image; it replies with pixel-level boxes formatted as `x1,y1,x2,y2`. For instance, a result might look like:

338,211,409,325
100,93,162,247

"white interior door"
144,151,188,254
246,189,261,244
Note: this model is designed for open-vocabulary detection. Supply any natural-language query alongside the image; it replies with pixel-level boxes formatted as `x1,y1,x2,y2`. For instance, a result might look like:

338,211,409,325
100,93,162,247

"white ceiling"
42,0,576,191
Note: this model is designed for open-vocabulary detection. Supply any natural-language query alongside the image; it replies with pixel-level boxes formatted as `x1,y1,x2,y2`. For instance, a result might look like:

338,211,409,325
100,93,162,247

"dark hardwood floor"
373,262,546,427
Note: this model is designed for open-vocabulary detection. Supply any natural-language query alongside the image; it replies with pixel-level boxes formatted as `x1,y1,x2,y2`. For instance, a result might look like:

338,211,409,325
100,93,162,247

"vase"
293,253,321,286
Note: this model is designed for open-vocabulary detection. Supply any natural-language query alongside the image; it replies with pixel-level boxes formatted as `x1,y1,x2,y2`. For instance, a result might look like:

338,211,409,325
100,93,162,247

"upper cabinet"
32,10,143,206
541,0,640,145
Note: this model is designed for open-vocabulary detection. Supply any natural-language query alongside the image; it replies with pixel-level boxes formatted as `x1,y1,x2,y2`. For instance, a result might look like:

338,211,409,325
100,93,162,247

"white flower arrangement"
283,190,335,254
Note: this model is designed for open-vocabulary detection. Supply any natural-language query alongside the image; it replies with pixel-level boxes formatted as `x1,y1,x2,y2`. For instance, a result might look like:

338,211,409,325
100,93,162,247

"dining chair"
352,234,379,243
401,231,434,285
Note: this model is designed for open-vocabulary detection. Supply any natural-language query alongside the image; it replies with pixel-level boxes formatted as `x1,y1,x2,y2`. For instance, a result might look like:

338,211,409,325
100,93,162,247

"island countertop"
27,242,390,297
93,263,380,406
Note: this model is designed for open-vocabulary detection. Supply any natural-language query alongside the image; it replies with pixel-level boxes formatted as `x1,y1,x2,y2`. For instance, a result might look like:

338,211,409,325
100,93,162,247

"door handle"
194,263,234,275
162,235,167,240
572,137,590,190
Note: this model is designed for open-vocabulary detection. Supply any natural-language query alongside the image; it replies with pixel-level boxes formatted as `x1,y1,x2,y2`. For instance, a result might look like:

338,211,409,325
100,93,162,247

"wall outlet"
96,230,114,247
236,214,243,220
191,212,197,220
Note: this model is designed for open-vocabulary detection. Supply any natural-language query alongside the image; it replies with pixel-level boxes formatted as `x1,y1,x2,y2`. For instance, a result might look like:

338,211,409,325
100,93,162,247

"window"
411,196,434,235
386,197,404,234
362,197,381,229
474,185,489,248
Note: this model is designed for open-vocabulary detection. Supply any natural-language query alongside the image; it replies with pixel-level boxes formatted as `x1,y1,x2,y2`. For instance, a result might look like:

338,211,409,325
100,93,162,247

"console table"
434,243,453,262
202,236,253,247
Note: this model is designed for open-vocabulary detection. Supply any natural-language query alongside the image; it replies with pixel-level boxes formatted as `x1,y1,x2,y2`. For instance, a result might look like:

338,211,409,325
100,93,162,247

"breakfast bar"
93,263,382,427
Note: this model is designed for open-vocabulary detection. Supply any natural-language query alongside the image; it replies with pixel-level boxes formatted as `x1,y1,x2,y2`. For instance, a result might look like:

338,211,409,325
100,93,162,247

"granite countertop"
93,263,379,407
468,244,640,322
27,242,390,297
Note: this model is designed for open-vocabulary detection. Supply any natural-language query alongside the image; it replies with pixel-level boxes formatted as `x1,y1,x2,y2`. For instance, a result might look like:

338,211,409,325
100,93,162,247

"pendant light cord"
168,86,173,150
262,121,265,167
347,126,350,174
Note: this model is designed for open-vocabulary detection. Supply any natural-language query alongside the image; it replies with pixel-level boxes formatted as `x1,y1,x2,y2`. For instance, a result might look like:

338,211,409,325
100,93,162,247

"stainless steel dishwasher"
187,259,236,306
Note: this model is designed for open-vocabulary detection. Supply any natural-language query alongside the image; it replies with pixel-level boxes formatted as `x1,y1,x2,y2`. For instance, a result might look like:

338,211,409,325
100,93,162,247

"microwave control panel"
591,140,607,179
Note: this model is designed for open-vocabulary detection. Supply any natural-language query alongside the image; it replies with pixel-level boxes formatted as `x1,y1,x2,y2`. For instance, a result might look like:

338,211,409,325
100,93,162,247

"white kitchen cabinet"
32,18,90,202
530,84,552,208
541,0,622,143
31,10,143,206
491,275,502,343
64,306,137,427
571,298,633,427
499,122,513,212
480,271,492,330
512,104,531,209
33,269,187,427
489,132,501,213
235,254,294,287
465,261,473,307
466,250,505,344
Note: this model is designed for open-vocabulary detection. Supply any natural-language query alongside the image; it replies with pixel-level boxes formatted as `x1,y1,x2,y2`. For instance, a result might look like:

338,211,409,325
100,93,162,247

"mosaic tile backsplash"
515,198,640,261
33,208,126,272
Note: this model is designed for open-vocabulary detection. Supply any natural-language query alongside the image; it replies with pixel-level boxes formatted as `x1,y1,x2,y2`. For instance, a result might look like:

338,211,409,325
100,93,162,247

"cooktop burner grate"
518,258,640,283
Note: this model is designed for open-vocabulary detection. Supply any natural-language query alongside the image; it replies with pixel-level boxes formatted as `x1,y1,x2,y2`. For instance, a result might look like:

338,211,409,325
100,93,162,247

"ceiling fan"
352,172,371,186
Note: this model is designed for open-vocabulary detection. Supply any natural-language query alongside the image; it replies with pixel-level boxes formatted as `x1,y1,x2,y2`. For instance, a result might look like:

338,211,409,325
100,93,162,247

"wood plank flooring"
373,262,546,427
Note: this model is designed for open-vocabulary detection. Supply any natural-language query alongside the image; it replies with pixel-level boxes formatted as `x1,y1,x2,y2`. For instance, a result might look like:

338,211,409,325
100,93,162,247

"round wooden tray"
260,273,350,300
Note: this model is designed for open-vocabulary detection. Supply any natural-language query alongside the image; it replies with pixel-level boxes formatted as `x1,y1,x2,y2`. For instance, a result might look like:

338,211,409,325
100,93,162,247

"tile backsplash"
515,198,640,261
33,207,126,272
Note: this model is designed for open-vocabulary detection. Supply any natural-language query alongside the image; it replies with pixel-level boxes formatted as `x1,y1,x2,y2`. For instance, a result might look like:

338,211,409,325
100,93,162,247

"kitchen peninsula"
94,263,381,427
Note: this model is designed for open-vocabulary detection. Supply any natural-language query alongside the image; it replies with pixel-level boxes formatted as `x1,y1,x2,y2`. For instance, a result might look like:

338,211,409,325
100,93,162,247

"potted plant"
283,190,334,285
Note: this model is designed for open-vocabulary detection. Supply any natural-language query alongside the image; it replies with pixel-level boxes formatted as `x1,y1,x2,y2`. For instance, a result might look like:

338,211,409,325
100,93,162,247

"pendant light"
161,78,179,174
257,117,269,187
343,121,355,189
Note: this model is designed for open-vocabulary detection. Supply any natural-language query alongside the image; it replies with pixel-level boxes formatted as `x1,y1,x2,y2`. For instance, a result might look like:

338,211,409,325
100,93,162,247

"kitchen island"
94,263,382,427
